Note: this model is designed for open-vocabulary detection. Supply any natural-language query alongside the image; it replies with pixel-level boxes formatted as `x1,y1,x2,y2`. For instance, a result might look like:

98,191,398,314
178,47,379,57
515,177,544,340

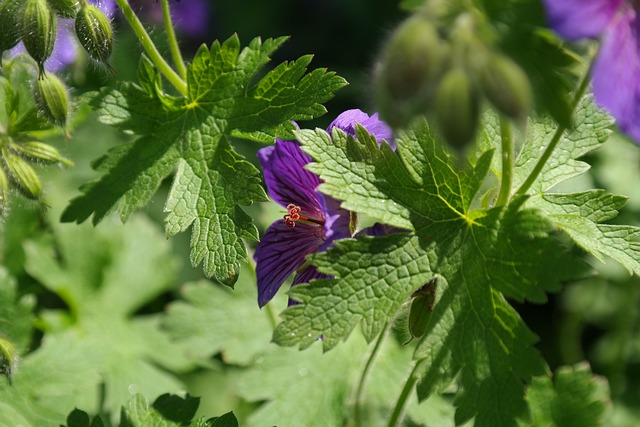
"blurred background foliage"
1,0,640,425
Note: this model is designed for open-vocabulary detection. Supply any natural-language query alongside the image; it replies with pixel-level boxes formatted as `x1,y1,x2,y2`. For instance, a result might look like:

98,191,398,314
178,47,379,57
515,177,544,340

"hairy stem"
113,0,187,96
495,116,513,206
352,322,392,426
386,361,420,427
513,67,591,198
161,0,187,80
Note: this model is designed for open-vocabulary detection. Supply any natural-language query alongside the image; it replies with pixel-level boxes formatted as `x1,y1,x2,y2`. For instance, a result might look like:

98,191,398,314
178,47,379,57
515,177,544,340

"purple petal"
317,192,351,251
254,220,325,307
328,109,395,149
171,0,212,37
257,140,323,219
592,9,640,141
542,0,623,39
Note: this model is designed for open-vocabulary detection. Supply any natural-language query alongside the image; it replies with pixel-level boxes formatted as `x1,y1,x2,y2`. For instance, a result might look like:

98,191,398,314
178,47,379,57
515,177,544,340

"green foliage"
62,393,238,427
518,363,609,427
61,35,347,286
0,213,195,426
273,233,434,350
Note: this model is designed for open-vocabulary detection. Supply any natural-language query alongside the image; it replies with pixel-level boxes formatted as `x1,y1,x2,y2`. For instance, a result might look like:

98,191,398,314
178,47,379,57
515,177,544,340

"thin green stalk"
161,0,187,80
113,0,187,96
513,67,592,198
386,361,420,427
353,322,392,426
495,116,513,206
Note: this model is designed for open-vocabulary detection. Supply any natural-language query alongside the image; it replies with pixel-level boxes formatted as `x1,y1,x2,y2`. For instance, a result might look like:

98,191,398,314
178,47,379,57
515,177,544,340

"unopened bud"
75,4,112,63
0,337,18,382
0,0,23,54
435,67,480,149
480,54,532,120
375,14,446,128
408,278,437,339
0,163,9,212
21,0,57,74
35,72,69,127
2,147,42,199
49,0,80,19
11,141,73,166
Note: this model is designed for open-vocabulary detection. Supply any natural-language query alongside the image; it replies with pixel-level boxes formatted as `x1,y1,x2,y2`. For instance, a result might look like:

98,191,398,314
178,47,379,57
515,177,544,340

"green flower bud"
35,71,69,127
480,53,533,120
435,67,480,149
0,0,23,54
21,0,57,74
49,0,80,19
408,278,437,339
0,337,18,383
75,4,112,63
0,162,9,212
11,140,73,166
2,147,42,199
375,14,447,128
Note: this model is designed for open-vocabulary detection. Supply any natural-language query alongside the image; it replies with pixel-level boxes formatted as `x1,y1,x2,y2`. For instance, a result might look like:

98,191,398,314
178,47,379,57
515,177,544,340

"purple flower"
543,0,640,141
253,109,393,307
133,0,212,39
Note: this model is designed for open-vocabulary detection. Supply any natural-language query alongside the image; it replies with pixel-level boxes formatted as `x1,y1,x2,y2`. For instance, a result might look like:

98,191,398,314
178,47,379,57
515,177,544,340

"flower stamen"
283,203,324,228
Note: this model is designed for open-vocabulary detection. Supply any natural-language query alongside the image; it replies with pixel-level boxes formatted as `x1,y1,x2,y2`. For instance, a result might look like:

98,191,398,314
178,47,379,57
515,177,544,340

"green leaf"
0,267,34,354
530,191,640,275
518,363,609,427
119,393,200,427
209,412,238,427
273,233,434,350
299,120,493,239
513,94,613,194
162,266,275,366
60,35,347,285
296,119,585,425
0,214,195,426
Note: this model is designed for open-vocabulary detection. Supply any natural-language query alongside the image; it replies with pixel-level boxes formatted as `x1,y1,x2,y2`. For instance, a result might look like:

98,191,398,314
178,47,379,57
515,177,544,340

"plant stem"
495,116,513,206
513,68,591,198
160,0,187,80
113,0,187,96
386,361,420,427
353,322,391,426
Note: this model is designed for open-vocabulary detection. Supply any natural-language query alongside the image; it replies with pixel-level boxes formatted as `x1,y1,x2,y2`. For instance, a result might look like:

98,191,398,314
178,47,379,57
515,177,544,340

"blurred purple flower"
543,0,640,141
253,109,393,307
134,0,211,38
10,0,115,72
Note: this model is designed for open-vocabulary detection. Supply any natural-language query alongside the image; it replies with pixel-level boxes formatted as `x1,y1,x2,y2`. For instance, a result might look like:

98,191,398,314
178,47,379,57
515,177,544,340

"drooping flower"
254,109,393,307
542,0,640,141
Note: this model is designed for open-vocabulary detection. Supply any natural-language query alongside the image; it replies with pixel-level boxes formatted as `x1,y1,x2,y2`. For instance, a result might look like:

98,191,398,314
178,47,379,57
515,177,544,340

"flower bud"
0,0,23,54
408,278,437,339
434,67,480,149
2,147,42,199
480,53,532,120
21,0,57,74
0,162,9,212
35,72,69,127
75,4,113,63
0,337,17,382
49,0,80,19
375,14,446,128
11,140,73,166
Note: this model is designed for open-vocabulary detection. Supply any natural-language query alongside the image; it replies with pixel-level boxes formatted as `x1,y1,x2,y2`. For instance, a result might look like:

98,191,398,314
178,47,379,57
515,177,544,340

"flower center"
283,204,324,228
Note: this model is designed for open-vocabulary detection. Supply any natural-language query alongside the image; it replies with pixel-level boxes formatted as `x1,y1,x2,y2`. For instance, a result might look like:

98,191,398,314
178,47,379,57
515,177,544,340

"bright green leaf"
61,35,347,285
518,363,609,427
273,233,434,350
